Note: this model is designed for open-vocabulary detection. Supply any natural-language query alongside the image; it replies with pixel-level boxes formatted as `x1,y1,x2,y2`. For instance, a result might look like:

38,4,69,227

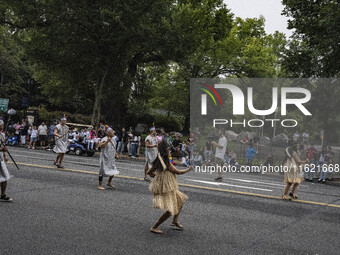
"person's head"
122,128,125,132
33,126,37,130
310,143,314,148
176,136,180,140
218,129,224,137
106,127,114,138
42,122,45,126
150,127,156,136
0,119,4,130
61,117,66,125
160,127,165,133
327,146,332,151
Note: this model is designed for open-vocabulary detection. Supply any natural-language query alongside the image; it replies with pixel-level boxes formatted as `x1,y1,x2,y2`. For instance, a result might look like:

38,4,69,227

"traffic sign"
0,98,9,112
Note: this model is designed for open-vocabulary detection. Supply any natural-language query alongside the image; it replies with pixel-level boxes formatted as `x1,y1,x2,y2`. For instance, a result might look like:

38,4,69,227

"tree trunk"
91,69,108,128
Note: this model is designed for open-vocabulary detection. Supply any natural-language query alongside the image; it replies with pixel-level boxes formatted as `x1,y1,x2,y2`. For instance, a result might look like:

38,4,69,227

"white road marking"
186,179,273,192
226,178,285,187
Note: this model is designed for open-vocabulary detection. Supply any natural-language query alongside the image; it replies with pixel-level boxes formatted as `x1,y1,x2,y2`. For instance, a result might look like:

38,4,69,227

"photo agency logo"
193,79,312,129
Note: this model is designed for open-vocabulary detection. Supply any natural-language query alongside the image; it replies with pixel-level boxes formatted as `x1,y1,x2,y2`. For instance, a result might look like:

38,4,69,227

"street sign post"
0,98,9,112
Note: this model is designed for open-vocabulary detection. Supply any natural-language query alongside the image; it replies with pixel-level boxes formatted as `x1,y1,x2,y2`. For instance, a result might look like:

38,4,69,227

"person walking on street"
212,130,227,181
144,127,158,181
282,142,308,200
98,127,120,190
147,141,191,234
0,120,12,202
53,117,69,168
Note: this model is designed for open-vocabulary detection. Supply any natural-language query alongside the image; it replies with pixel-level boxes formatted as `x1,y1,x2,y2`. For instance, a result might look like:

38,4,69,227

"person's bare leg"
1,181,7,196
54,154,60,165
98,176,105,190
107,176,115,188
172,206,183,228
291,183,299,197
144,163,150,180
59,154,64,166
151,211,171,234
283,183,292,199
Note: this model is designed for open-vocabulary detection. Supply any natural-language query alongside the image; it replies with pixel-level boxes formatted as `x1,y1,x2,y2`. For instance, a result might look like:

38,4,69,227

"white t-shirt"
215,136,227,159
38,125,48,135
31,129,38,138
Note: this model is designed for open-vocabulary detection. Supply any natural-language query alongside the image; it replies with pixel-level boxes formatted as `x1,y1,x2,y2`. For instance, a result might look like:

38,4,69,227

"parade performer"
144,127,158,181
282,142,308,200
53,116,69,168
98,127,120,190
147,141,191,234
0,120,12,202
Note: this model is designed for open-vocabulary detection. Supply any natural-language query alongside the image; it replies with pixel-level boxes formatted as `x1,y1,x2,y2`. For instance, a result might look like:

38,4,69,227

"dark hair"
151,141,170,171
285,142,299,161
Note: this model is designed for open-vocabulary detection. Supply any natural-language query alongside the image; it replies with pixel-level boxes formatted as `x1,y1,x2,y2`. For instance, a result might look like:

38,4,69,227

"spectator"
193,150,203,166
246,144,257,166
20,121,28,145
305,143,318,181
49,122,56,143
38,122,48,147
117,128,127,154
28,126,38,149
318,146,334,183
302,130,309,145
172,136,182,159
131,131,139,159
204,139,213,163
292,130,300,142
187,132,196,164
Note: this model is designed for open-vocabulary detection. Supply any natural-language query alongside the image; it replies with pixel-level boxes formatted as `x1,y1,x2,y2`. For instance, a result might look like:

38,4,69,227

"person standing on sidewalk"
212,130,227,181
144,127,158,181
147,141,191,234
53,117,69,168
318,146,334,183
38,122,48,147
282,142,309,200
98,127,120,190
0,120,12,202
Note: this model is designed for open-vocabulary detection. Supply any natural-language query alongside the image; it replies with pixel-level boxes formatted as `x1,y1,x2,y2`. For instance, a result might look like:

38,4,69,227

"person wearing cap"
53,117,69,168
98,127,120,190
0,120,12,201
144,127,158,181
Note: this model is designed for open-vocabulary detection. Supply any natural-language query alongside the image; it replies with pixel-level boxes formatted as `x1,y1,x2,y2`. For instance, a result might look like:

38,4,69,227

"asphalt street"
1,147,339,255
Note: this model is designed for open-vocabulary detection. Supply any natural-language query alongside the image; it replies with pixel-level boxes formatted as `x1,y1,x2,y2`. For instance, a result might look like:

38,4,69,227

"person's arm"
146,165,156,177
99,138,110,148
292,151,308,165
212,141,223,149
54,127,61,138
145,139,157,148
168,163,192,175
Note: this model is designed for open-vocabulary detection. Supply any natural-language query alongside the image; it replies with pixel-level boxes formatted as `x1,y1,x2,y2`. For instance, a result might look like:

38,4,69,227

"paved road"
1,147,339,255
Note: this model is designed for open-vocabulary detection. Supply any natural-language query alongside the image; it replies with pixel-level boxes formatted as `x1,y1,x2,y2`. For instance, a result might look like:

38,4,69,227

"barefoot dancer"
144,127,158,181
147,141,191,234
0,120,12,202
53,117,69,168
98,127,120,190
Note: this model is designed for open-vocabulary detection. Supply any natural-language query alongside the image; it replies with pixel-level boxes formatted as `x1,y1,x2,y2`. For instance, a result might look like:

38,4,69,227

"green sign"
0,98,9,112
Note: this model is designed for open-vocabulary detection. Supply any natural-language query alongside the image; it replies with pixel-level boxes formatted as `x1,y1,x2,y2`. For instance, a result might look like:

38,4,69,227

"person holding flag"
53,116,69,168
98,126,120,190
0,119,12,202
